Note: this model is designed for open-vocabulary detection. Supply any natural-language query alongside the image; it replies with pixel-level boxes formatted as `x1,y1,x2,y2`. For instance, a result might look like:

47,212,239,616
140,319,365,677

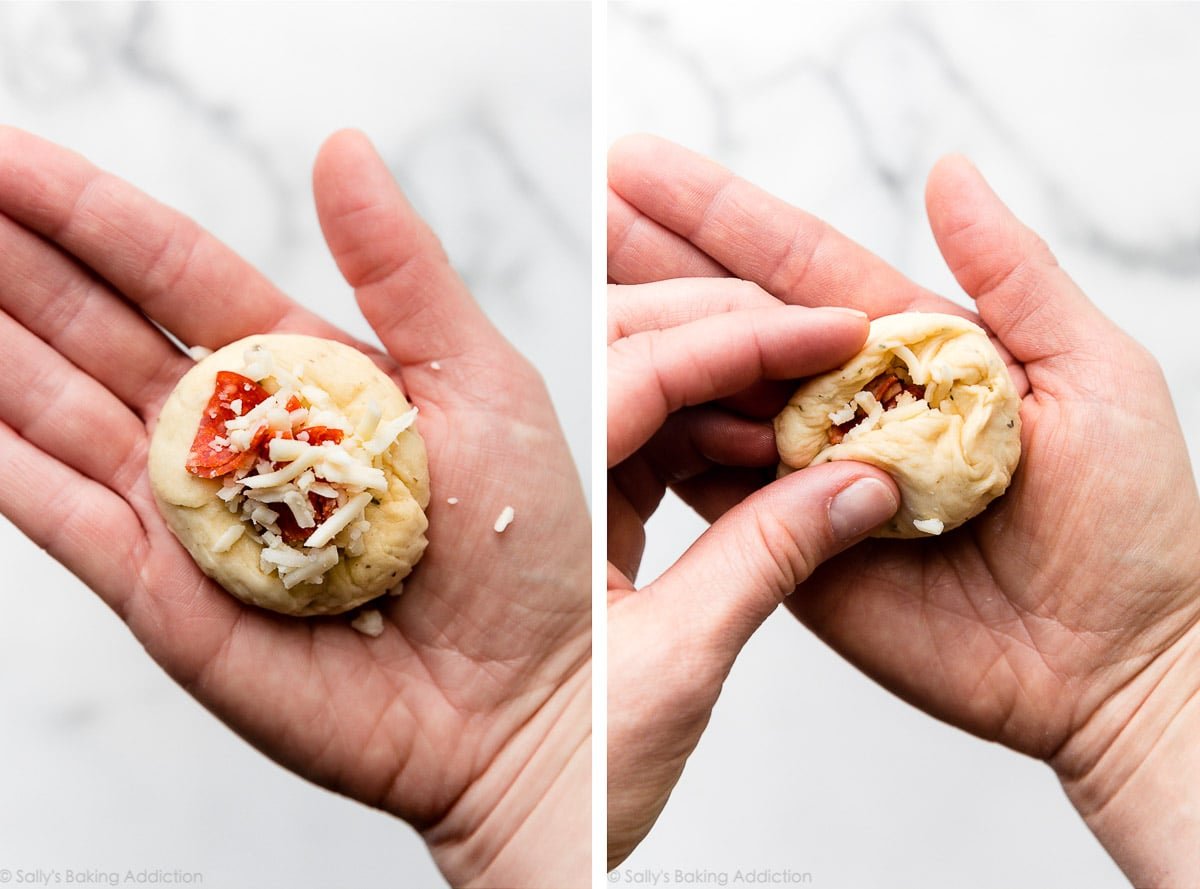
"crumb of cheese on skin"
351,610,385,637
430,361,442,370
447,497,459,505
494,506,515,533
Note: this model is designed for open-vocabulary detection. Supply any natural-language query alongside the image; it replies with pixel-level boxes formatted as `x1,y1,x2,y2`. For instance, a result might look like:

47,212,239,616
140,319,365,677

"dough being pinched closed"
774,313,1021,538
149,334,429,615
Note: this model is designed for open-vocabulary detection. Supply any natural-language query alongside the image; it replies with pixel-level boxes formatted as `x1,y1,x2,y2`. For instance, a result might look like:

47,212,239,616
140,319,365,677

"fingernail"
829,478,897,541
815,306,869,319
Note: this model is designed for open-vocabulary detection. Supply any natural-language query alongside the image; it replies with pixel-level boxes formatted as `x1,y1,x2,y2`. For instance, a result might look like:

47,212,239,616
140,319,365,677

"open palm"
607,136,1200,792
0,128,589,888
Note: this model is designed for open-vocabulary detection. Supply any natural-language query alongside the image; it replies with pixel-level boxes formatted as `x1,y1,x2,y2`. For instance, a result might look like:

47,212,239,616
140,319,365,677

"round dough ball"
774,313,1021,538
149,334,430,615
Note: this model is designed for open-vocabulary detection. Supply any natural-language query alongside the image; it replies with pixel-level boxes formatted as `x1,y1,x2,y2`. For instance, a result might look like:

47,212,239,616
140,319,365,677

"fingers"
0,309,148,497
0,127,327,349
0,211,190,417
611,408,776,520
672,467,775,525
607,134,937,313
312,129,510,370
608,186,727,284
0,418,144,618
646,461,899,659
608,277,780,342
608,305,869,466
924,154,1115,366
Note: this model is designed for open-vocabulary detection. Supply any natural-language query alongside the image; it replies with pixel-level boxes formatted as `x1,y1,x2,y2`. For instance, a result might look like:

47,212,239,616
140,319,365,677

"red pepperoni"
298,426,344,446
185,372,270,478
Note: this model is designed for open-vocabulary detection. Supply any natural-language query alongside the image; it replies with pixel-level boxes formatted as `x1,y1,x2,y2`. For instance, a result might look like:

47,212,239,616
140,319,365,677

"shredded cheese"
212,525,244,553
304,491,374,548
494,506,515,533
364,406,419,455
351,609,385,637
913,518,945,535
356,399,382,441
199,348,420,590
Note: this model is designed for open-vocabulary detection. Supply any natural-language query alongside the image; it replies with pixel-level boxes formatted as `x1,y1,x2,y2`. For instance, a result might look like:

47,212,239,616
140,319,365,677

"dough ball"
774,313,1021,538
149,334,430,615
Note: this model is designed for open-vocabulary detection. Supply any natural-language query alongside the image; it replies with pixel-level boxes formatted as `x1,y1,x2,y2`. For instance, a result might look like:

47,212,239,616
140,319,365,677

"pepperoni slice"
297,426,344,446
186,372,270,478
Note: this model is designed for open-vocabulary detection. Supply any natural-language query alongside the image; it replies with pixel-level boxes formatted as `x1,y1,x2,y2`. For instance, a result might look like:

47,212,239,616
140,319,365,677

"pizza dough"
774,312,1021,538
149,334,430,615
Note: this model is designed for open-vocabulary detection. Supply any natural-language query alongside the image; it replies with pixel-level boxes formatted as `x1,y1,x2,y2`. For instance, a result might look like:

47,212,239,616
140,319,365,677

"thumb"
312,128,507,368
924,154,1115,367
647,461,899,662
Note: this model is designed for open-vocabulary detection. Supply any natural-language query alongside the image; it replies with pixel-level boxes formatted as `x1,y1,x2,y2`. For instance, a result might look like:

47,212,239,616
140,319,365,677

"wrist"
1052,617,1200,887
424,655,591,888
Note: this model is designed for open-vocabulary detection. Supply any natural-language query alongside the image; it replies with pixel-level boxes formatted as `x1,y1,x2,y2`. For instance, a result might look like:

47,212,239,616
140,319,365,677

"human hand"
607,278,900,865
609,135,1200,886
0,127,589,888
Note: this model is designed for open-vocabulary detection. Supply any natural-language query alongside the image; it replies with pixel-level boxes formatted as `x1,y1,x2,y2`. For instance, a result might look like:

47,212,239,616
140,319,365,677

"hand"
607,278,899,865
0,127,590,889
609,135,1200,886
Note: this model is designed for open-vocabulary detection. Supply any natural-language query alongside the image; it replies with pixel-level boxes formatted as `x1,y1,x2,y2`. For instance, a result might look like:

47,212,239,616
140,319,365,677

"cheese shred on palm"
211,346,417,589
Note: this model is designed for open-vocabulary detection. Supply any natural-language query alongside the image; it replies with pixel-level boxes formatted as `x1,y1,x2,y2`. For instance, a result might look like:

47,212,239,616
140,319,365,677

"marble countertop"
611,3,1200,888
0,3,587,887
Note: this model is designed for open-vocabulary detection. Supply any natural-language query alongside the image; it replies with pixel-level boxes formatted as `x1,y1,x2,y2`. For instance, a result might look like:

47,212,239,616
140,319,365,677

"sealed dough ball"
774,313,1020,538
149,334,430,615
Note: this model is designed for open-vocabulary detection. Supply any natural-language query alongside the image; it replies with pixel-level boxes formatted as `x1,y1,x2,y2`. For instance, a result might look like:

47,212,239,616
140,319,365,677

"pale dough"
149,334,430,615
774,313,1021,538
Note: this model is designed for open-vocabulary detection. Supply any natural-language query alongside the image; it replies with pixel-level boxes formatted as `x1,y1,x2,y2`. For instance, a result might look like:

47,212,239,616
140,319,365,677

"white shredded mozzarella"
494,506,515,533
364,406,418,455
187,345,213,361
250,504,279,527
242,346,274,381
240,449,323,488
827,402,856,425
351,610,385,637
913,518,945,535
212,525,244,553
313,448,388,491
279,546,339,589
283,490,316,528
261,546,313,568
356,399,382,440
304,492,373,548
300,384,332,407
308,481,340,499
446,497,459,505
845,392,884,441
268,438,310,462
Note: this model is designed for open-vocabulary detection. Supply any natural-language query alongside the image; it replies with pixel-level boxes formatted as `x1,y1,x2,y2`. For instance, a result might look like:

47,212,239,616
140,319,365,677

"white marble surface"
611,3,1200,888
0,3,587,888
